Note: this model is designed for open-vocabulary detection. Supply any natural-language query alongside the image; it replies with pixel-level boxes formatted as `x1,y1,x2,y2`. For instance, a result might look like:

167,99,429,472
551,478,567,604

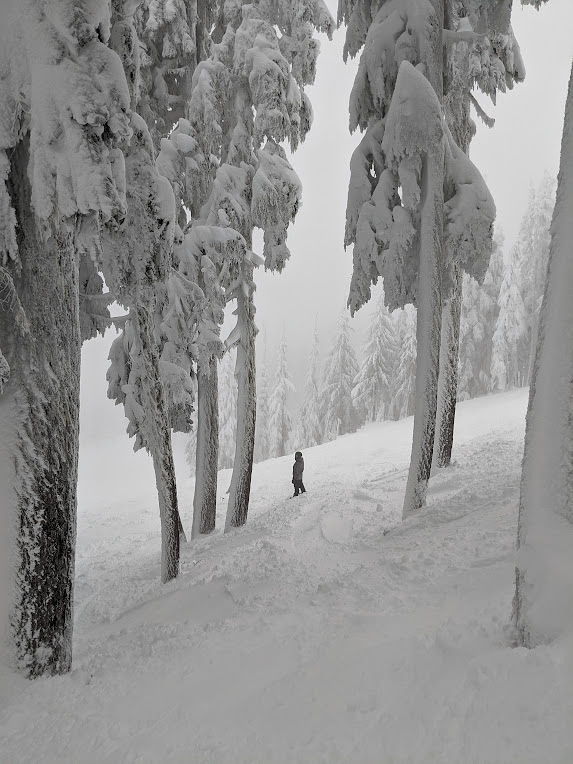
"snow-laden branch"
469,93,495,128
444,123,496,284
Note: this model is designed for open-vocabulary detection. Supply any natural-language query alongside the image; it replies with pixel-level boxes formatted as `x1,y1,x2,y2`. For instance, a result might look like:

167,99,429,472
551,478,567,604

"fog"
79,0,573,465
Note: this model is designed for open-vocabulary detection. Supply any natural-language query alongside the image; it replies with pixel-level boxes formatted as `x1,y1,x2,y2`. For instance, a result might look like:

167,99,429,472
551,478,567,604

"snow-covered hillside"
1,389,571,763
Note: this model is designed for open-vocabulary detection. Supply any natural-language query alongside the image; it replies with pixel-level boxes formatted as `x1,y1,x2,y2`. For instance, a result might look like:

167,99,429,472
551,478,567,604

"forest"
0,0,572,760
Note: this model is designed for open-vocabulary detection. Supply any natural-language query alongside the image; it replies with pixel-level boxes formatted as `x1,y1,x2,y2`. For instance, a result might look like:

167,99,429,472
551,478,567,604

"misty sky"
80,0,573,461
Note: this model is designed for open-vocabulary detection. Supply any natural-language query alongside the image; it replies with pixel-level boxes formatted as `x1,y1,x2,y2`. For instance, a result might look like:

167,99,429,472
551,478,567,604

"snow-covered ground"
1,388,571,763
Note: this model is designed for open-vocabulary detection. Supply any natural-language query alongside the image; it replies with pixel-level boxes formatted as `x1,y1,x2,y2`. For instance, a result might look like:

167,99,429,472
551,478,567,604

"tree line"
205,181,554,469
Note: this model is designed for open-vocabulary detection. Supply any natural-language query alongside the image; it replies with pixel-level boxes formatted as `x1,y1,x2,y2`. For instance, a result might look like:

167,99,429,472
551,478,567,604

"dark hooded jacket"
293,454,304,481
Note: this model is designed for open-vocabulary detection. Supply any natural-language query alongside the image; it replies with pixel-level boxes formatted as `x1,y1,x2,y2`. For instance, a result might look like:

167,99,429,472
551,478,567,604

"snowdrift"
1,388,571,762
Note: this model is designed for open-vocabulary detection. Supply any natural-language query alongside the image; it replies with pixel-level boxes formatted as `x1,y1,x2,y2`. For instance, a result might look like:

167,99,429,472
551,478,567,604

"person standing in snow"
292,451,306,497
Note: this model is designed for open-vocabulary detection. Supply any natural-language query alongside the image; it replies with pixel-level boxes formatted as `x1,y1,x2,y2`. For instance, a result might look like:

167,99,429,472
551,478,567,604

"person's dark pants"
293,479,306,496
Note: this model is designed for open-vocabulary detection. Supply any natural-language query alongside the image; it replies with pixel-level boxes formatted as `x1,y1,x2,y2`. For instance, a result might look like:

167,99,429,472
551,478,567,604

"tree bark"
403,145,445,518
132,299,183,582
192,354,219,537
434,265,462,467
0,138,80,676
402,0,445,518
225,271,256,531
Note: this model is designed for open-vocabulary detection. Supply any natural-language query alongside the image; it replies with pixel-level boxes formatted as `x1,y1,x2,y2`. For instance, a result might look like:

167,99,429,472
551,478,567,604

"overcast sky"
80,0,573,462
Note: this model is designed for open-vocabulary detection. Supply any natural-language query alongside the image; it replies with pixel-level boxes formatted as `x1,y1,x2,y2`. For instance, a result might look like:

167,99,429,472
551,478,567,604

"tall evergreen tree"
433,0,525,468
513,174,556,383
294,317,324,448
105,3,188,577
457,230,504,400
0,0,132,676
490,249,527,390
269,331,295,458
457,273,488,400
353,295,397,422
514,58,573,648
161,1,334,532
218,349,238,470
339,0,505,517
255,359,272,463
391,306,417,420
321,311,360,440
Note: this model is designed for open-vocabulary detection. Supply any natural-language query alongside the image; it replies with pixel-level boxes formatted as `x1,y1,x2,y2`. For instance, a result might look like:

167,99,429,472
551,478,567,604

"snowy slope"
1,389,571,763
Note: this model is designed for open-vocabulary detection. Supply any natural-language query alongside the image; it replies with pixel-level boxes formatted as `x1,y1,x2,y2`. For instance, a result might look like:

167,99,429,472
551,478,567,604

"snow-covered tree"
514,59,573,648
173,1,334,532
269,331,295,458
294,317,324,448
136,0,219,148
255,358,272,462
434,1,526,466
490,249,527,390
321,311,360,439
513,174,556,383
219,349,238,470
353,295,397,422
456,228,504,400
103,4,191,578
391,306,417,420
0,1,132,676
457,273,488,400
339,0,521,515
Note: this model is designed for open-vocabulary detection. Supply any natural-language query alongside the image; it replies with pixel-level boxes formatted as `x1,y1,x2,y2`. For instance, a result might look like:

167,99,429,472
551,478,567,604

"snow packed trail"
1,389,572,763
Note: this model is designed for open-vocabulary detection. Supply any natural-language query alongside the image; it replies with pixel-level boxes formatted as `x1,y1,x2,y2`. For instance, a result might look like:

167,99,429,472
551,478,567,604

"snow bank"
2,388,572,762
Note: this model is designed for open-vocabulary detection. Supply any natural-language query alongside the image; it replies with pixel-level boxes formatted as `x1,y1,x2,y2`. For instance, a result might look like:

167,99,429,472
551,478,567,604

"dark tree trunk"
225,274,256,531
403,149,445,517
0,138,80,676
132,299,183,582
192,354,219,537
402,0,445,518
434,265,462,467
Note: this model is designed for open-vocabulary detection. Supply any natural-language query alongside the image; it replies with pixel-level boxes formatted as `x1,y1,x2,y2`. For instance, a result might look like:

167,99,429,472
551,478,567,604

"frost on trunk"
135,303,181,581
0,141,80,676
0,2,131,675
434,265,462,467
513,63,573,648
379,42,446,519
192,355,219,537
225,277,257,531
109,305,182,582
104,115,183,582
402,144,445,516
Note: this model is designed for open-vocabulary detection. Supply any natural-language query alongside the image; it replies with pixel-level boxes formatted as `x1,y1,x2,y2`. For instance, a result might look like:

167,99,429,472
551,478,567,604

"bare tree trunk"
133,300,183,582
434,265,462,467
192,354,219,537
403,145,445,518
225,272,256,531
0,138,80,676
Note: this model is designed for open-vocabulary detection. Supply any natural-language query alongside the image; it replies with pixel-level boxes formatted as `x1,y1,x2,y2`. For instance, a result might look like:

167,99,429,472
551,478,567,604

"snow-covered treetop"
342,1,499,314
98,111,176,307
0,0,132,267
464,2,525,104
135,0,221,146
160,0,333,278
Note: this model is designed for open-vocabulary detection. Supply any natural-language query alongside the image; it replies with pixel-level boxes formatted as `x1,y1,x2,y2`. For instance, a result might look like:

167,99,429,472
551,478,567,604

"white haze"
79,0,573,461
